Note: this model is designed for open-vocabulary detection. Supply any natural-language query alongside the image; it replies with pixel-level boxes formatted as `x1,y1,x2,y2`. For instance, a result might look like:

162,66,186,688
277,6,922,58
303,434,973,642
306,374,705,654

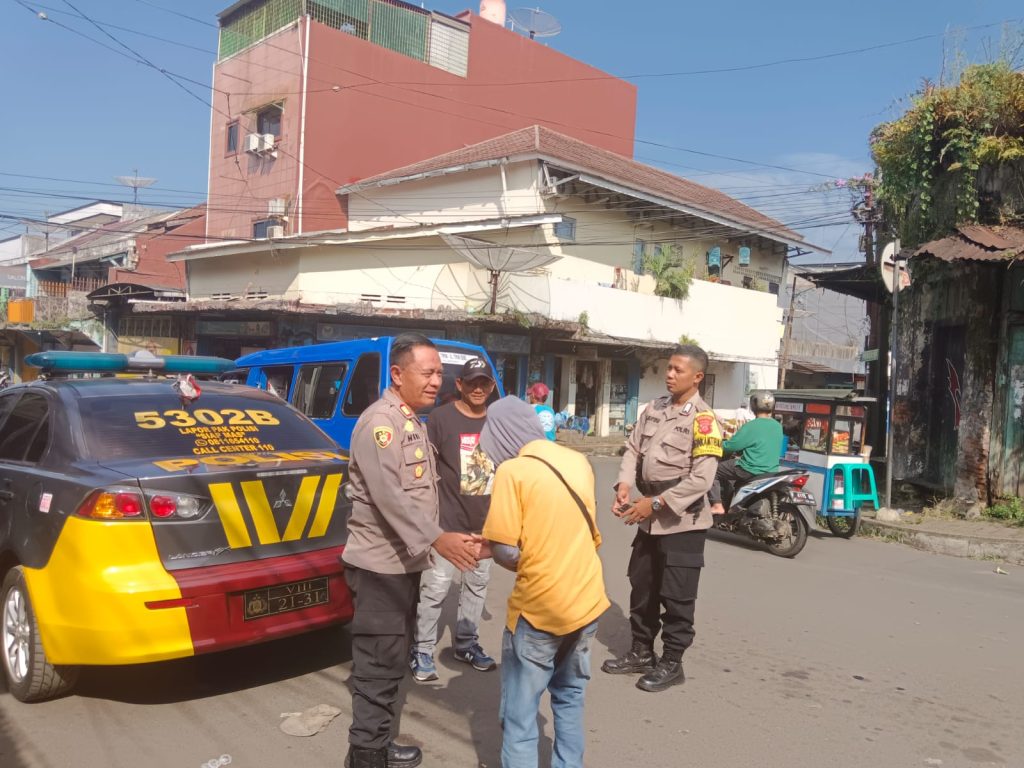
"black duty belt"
635,455,682,497
636,476,681,496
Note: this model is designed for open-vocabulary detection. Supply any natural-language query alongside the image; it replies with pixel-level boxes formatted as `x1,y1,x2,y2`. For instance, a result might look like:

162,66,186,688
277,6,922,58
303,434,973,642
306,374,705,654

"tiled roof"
31,207,203,267
340,125,802,241
914,225,1024,262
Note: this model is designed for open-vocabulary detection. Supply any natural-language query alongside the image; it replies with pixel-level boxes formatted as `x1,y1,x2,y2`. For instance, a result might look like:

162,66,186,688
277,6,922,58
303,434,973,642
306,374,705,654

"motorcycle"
712,469,817,558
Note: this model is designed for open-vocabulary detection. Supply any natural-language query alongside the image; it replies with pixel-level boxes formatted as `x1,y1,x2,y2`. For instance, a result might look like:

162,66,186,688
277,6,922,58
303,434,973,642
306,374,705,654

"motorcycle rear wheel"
765,507,808,558
826,511,861,538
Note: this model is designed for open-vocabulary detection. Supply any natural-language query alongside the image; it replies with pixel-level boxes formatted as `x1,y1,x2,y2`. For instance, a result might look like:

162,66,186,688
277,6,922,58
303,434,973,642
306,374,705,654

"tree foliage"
871,62,1024,246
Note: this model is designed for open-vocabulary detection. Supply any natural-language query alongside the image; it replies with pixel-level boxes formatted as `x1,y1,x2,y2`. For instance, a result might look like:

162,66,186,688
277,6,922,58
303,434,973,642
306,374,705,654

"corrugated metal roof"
339,125,803,243
914,225,1024,263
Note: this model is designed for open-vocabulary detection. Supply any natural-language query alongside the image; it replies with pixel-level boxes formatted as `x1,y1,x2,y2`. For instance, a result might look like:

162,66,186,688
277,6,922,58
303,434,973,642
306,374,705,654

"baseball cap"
459,357,494,381
527,382,550,399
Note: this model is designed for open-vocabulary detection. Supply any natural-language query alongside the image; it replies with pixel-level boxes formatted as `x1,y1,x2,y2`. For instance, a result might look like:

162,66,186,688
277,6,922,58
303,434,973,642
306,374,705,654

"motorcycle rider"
708,390,783,515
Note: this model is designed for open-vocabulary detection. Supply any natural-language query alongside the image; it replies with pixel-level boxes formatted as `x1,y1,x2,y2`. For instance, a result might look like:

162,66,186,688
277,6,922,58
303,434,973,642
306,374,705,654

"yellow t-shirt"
483,440,610,635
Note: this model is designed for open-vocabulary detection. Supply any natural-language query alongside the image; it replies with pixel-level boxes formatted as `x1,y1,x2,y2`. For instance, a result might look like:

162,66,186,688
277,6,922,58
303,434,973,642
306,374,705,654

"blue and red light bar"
25,351,235,376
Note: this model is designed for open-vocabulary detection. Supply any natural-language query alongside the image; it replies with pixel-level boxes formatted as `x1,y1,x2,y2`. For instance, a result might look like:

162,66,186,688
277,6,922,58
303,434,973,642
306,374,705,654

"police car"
0,351,353,702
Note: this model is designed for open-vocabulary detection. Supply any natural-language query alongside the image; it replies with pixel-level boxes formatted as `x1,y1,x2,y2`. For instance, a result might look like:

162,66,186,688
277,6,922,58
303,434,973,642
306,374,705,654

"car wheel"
1,566,79,702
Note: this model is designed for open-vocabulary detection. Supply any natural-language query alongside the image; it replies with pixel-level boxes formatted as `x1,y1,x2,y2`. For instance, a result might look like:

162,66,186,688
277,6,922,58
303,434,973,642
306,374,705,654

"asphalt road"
2,456,1023,768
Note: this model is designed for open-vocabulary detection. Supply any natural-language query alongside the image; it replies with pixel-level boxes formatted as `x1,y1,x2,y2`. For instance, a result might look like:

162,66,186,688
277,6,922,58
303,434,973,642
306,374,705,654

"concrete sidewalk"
859,512,1024,565
555,432,626,456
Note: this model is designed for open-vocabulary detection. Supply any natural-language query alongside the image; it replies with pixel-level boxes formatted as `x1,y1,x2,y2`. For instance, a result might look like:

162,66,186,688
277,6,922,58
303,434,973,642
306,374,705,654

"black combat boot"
385,743,423,768
636,657,685,692
346,747,387,768
601,641,658,675
345,744,421,768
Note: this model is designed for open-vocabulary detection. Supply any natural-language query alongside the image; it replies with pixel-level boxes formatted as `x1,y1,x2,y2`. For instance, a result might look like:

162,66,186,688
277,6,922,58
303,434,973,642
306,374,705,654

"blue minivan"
235,337,504,450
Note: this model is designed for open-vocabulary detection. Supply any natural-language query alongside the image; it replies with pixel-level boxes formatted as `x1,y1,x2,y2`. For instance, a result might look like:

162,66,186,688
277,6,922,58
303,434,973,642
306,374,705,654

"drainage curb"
860,518,1024,565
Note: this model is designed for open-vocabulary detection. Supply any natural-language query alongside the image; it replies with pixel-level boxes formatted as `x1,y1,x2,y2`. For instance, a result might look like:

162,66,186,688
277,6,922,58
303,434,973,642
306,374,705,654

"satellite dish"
115,169,157,204
880,241,910,293
508,7,561,39
442,233,561,313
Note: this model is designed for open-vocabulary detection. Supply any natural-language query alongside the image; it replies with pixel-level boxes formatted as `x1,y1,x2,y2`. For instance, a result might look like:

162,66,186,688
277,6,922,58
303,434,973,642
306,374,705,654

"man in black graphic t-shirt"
409,357,498,681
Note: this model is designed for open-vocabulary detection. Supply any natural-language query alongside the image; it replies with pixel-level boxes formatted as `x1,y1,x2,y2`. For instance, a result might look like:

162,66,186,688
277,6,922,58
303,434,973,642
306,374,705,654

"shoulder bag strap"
522,455,598,545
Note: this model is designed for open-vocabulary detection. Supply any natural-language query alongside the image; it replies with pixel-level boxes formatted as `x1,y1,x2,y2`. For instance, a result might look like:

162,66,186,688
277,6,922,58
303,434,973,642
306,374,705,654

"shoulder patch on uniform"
692,411,723,458
373,426,394,448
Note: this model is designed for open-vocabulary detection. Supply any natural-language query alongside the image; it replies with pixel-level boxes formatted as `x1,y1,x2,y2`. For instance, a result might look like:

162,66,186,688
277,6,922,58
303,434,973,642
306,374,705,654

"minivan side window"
0,392,51,463
343,354,380,416
293,363,347,419
263,365,294,400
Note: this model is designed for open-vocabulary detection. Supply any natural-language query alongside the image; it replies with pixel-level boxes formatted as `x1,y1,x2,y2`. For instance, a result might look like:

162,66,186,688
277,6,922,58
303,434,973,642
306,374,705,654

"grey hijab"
479,395,547,466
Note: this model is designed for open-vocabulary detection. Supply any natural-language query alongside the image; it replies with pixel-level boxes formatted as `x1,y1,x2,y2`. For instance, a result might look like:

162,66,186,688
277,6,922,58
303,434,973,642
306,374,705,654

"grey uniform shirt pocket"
657,430,693,469
401,441,430,489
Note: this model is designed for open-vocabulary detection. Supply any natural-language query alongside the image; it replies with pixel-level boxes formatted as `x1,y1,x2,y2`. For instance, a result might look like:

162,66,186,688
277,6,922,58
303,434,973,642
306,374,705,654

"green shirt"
722,417,783,475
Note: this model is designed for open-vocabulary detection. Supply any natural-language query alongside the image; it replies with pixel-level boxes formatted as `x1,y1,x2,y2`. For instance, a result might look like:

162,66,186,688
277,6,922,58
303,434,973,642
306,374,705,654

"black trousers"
627,529,705,661
345,566,421,750
708,457,755,506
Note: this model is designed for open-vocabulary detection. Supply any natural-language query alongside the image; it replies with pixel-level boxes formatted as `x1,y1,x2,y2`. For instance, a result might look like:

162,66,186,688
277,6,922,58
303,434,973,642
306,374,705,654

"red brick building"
208,0,637,239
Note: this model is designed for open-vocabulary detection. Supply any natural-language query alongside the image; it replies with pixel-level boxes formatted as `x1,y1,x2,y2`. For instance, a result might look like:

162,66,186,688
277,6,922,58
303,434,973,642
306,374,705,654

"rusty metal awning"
915,225,1024,263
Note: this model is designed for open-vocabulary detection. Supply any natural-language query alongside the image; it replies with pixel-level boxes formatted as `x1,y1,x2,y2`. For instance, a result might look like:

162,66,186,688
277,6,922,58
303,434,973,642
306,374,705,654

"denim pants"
499,616,598,768
411,553,492,654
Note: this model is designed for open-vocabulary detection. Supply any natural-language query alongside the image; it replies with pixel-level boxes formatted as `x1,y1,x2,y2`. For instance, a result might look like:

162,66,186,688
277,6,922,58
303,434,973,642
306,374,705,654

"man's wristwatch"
650,496,664,513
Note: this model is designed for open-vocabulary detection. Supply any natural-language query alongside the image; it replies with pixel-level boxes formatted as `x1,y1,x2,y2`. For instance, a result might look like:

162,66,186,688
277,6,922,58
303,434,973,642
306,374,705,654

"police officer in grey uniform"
602,344,723,692
343,334,482,768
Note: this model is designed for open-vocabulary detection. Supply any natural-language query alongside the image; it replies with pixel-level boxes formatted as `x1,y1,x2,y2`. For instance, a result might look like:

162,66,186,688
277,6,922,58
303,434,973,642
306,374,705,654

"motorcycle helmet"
749,390,775,414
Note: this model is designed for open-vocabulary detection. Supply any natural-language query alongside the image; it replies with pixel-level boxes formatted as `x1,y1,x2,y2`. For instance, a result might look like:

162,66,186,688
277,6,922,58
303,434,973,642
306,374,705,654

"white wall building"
171,127,827,435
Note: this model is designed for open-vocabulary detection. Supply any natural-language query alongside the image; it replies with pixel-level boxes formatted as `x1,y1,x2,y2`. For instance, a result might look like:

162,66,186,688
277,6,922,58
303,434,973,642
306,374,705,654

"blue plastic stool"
823,463,880,514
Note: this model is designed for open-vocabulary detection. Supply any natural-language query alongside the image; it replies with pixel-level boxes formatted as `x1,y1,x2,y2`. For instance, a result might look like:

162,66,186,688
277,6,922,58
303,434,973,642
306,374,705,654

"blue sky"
1,0,1021,259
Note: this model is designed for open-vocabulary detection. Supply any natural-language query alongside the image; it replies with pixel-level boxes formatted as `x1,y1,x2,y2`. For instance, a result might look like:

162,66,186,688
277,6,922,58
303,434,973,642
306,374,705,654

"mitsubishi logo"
273,489,293,509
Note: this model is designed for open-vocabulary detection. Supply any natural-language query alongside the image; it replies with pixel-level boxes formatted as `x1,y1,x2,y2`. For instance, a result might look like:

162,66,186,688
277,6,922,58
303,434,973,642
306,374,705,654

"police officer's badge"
373,426,394,448
404,420,416,432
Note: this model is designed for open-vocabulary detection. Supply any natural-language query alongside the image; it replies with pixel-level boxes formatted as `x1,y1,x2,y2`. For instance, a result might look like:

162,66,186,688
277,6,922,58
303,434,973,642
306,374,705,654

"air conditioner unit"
268,198,287,216
266,225,285,239
258,133,276,152
244,133,262,153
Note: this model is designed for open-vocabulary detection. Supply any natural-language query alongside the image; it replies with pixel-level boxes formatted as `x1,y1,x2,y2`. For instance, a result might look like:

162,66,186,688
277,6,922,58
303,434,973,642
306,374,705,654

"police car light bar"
25,351,235,376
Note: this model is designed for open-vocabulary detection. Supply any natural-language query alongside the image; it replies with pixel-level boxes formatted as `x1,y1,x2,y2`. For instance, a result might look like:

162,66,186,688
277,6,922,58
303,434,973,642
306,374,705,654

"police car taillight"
79,490,145,519
149,496,177,518
148,494,202,519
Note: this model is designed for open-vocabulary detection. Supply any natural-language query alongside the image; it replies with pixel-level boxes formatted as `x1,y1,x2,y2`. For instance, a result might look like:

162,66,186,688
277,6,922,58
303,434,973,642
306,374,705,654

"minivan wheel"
1,566,79,702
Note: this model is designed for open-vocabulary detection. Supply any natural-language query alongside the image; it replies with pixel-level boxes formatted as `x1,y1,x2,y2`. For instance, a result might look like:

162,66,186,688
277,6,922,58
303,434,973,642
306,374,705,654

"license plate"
243,577,329,621
790,492,815,504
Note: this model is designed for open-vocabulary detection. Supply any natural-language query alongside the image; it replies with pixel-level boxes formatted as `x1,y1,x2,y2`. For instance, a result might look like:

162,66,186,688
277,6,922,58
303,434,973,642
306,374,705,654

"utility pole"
883,241,904,509
778,276,799,389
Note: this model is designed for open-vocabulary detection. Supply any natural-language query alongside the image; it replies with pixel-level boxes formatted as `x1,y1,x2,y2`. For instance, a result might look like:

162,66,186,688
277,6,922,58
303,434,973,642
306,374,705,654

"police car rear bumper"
25,517,353,666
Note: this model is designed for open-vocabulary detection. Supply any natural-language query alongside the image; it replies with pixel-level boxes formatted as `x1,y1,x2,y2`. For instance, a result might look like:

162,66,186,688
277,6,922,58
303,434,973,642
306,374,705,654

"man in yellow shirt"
480,396,609,768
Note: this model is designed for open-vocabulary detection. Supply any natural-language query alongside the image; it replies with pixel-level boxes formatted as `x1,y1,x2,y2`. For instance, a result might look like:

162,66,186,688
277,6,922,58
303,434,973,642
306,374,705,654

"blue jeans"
412,554,491,654
499,616,598,768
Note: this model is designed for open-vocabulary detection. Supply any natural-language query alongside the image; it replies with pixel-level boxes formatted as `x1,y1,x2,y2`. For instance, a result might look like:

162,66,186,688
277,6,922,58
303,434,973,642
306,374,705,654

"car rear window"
77,392,337,461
